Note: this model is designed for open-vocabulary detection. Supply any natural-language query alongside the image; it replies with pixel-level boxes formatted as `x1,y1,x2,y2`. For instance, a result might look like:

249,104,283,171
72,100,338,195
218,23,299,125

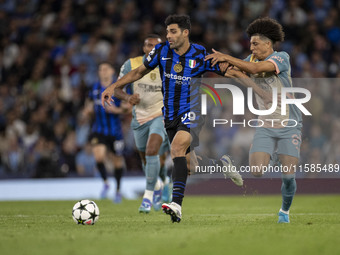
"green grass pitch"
1,195,339,255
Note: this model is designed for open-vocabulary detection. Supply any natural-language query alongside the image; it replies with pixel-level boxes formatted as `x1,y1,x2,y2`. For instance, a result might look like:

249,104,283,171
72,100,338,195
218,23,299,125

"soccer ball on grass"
72,200,100,225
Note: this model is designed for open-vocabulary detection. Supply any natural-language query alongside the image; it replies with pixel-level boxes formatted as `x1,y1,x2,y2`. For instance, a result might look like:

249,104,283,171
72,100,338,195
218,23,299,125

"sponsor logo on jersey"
164,72,191,81
137,83,162,92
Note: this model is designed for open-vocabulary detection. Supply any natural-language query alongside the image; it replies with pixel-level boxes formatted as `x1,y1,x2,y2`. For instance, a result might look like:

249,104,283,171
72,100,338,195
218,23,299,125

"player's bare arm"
225,68,272,106
104,101,132,114
82,99,94,117
101,64,151,107
114,80,141,106
205,49,276,74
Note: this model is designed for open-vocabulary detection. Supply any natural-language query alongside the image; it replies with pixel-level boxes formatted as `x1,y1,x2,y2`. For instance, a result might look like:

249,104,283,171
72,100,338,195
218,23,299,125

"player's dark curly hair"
246,17,284,44
165,14,191,32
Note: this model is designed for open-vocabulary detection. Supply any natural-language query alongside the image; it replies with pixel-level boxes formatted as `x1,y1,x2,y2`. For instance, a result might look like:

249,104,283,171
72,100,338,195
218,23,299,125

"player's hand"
101,85,115,107
127,93,140,105
225,68,242,78
205,49,229,67
219,62,231,74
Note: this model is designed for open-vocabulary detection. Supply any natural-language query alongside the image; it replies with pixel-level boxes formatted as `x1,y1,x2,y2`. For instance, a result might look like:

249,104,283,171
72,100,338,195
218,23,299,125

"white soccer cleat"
139,198,152,213
220,155,243,186
162,202,182,223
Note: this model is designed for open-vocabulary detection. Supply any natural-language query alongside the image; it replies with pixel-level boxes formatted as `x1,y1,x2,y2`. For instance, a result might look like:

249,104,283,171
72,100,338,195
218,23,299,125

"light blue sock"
281,174,297,212
145,155,160,191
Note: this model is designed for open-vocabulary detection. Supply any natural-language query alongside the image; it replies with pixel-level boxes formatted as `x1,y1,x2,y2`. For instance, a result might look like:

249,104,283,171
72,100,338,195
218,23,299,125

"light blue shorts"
249,127,302,159
132,116,170,155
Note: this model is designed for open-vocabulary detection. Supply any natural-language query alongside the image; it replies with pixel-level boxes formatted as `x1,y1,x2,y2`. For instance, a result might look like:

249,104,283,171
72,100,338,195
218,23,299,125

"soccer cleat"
161,182,171,203
113,192,122,204
162,202,182,223
153,189,162,211
100,183,110,199
220,155,243,186
278,210,290,223
139,198,152,213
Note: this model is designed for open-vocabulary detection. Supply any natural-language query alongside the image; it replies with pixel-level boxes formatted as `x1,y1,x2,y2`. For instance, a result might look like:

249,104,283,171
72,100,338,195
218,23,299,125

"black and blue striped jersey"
89,81,123,139
144,41,221,120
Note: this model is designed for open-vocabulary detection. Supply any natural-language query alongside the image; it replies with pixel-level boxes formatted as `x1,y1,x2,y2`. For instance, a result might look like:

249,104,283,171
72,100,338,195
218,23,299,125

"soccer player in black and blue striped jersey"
84,62,131,203
102,15,243,222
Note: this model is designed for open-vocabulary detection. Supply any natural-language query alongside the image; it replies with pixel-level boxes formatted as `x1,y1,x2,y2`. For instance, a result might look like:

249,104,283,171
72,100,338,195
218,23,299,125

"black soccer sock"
172,157,188,206
114,168,123,191
96,162,107,181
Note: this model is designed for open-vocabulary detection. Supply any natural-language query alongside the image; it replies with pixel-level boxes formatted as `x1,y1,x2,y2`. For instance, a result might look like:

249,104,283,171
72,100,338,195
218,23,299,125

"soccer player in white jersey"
116,34,171,213
206,17,302,223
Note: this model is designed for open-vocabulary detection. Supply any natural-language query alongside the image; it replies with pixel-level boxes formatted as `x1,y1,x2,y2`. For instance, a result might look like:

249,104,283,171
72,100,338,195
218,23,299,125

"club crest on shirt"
150,72,156,81
174,63,183,73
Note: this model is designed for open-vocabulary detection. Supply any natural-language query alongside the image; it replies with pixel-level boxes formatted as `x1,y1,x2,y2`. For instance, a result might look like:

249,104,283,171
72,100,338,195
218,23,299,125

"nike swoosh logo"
162,57,171,60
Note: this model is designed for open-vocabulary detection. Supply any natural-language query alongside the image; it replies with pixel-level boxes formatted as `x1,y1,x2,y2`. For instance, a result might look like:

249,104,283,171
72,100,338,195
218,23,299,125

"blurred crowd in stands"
0,0,340,178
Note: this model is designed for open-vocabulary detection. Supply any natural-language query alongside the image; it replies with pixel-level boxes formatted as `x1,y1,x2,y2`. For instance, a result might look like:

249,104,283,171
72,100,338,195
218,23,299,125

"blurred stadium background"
1,0,340,200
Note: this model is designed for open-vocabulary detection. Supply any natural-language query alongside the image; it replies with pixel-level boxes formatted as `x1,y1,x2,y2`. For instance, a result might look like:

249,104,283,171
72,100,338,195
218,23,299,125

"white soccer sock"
280,208,289,214
143,190,153,201
154,178,163,191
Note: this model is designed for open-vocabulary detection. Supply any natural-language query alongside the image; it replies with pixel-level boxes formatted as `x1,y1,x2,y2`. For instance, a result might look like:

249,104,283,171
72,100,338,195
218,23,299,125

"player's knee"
250,165,264,177
170,144,186,158
93,151,105,162
252,171,263,177
145,147,159,156
94,155,105,163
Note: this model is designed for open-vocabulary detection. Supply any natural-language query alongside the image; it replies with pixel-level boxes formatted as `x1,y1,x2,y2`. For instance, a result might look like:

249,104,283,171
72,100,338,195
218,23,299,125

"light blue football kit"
245,51,300,222
119,55,170,212
245,51,302,158
119,56,170,155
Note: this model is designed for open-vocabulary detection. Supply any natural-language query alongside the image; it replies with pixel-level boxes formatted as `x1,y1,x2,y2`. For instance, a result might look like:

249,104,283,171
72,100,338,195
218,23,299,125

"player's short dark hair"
144,34,161,41
246,17,284,44
165,14,191,32
98,61,114,68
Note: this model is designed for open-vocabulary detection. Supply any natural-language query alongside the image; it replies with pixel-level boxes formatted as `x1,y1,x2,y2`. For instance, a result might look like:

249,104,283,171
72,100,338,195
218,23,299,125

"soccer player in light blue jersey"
206,17,301,223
